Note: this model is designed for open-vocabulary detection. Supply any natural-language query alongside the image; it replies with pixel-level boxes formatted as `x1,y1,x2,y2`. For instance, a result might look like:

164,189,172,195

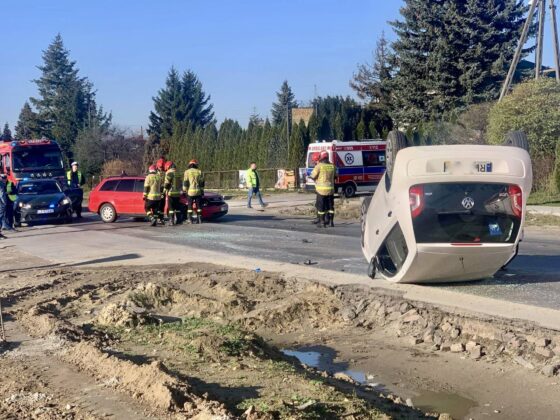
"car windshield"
12,147,64,171
18,181,62,195
412,183,521,244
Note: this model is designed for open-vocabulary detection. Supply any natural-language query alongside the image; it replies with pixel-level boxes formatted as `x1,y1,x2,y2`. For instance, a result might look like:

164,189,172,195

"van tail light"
409,185,425,219
508,184,523,218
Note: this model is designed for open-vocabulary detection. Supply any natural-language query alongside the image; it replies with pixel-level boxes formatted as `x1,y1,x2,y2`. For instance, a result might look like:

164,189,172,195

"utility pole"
536,0,546,78
551,0,560,81
500,0,538,101
501,0,560,100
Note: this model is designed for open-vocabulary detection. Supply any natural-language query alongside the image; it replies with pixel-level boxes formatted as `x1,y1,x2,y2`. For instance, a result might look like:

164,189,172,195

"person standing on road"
183,159,205,224
67,162,86,218
246,162,267,209
144,165,163,227
310,151,336,228
163,161,183,225
0,175,8,239
156,157,167,221
3,179,17,230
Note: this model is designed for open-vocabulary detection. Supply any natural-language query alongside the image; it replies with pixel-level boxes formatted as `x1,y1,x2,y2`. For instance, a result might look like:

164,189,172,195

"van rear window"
412,183,521,244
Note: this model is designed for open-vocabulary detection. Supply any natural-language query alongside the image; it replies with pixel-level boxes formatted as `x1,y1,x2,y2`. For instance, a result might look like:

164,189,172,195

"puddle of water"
413,390,477,419
283,347,477,419
282,348,367,384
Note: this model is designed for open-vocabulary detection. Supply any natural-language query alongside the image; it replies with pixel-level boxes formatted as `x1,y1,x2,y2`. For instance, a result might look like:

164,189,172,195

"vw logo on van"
344,153,354,165
462,197,475,210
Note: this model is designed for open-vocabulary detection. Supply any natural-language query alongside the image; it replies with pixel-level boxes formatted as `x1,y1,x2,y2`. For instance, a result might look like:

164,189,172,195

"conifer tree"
271,80,297,126
15,102,41,140
1,123,12,141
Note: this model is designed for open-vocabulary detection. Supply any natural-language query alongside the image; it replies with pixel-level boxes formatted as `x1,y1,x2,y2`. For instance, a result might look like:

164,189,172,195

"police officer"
3,179,16,230
67,162,86,218
143,165,163,227
163,161,183,225
183,159,205,224
310,151,336,228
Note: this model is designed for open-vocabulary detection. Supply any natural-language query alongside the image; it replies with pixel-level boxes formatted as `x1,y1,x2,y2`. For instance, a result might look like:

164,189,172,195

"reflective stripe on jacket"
7,181,16,202
183,168,204,197
144,173,162,200
67,170,85,187
164,169,182,197
310,162,335,196
246,168,259,188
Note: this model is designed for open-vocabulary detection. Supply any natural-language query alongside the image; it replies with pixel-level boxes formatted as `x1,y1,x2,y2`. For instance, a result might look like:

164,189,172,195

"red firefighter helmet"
148,165,157,173
189,159,199,166
156,158,166,171
320,151,329,160
164,161,174,171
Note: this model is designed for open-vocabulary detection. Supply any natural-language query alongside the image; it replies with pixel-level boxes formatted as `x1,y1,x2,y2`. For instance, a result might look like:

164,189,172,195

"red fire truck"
0,139,65,185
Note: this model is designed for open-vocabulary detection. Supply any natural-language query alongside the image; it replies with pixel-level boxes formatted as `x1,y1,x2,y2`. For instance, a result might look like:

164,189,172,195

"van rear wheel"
342,182,357,198
100,203,117,223
386,130,408,181
504,131,529,152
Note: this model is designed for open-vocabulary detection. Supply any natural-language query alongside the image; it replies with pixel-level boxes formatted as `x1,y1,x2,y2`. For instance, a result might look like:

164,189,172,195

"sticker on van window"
488,223,502,236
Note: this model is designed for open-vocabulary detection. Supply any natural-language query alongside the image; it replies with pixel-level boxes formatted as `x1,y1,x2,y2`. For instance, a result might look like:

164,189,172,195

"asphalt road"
4,193,560,311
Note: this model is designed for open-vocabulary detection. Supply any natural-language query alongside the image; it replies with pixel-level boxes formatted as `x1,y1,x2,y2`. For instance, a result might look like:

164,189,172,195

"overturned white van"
361,131,533,284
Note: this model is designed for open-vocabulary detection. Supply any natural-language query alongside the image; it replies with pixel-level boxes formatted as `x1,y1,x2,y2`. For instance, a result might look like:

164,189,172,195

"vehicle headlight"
19,202,31,209
61,198,71,206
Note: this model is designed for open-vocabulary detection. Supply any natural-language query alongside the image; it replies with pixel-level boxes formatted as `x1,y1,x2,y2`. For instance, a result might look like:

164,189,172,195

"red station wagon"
88,176,228,223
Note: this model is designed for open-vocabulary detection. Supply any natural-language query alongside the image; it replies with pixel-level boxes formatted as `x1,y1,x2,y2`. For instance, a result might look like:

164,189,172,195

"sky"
1,0,557,133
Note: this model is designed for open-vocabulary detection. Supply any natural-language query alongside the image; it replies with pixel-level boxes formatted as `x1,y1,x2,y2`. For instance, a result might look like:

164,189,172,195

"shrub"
101,159,143,179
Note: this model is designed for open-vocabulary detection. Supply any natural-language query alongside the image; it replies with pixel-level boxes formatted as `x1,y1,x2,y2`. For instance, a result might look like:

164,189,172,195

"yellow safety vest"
144,173,162,200
164,169,182,197
311,162,335,196
183,168,204,197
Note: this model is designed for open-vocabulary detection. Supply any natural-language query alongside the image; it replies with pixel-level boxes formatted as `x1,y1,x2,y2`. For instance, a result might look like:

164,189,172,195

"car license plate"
474,161,492,173
37,209,54,214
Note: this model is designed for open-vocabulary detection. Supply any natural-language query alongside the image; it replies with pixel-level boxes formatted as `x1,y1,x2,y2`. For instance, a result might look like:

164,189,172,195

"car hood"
203,192,223,199
18,193,67,207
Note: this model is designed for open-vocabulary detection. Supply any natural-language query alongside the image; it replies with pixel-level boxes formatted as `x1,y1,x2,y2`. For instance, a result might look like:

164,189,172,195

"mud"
1,264,560,419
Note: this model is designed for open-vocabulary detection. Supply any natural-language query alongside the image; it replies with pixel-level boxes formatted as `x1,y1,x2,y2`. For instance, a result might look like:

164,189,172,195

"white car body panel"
362,145,533,284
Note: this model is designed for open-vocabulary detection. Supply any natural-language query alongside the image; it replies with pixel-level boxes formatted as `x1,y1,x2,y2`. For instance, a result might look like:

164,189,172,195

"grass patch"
525,213,560,227
528,191,560,206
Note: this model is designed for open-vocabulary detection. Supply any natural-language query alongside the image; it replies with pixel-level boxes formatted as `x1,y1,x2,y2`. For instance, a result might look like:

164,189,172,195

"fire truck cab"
306,140,387,197
0,139,65,186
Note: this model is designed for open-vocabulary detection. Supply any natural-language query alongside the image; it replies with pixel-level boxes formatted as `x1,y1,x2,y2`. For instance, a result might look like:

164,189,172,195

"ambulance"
305,140,386,197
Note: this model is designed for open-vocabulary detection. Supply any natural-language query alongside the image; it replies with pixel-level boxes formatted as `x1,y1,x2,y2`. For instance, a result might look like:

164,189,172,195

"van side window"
115,179,135,192
99,180,119,191
133,180,145,193
363,151,385,167
376,223,408,278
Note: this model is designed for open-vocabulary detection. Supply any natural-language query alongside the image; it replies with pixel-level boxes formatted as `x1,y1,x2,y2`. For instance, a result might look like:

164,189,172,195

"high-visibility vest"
183,168,204,197
246,168,259,188
164,169,182,197
311,162,335,196
7,181,16,202
66,170,84,187
144,173,162,200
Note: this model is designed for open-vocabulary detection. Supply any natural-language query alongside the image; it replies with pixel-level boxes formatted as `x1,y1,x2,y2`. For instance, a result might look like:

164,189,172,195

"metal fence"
204,168,300,190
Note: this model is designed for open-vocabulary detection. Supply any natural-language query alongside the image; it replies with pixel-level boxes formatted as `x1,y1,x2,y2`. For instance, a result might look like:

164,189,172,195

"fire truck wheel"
504,131,529,152
386,130,409,182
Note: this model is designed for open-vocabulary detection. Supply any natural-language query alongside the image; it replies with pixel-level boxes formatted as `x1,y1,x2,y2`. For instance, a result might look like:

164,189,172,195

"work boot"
329,213,334,227
197,214,203,224
150,217,157,227
316,214,325,228
169,213,175,226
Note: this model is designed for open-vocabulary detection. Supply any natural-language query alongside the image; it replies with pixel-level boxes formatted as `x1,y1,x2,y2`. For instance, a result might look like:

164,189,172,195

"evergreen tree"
148,68,214,141
356,117,366,139
30,34,110,158
14,102,41,140
350,32,393,114
308,112,319,142
271,80,297,126
368,120,379,138
1,123,12,141
390,0,528,124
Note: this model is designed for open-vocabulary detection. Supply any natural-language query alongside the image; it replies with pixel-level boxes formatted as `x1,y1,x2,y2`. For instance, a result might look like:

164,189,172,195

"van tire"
100,203,117,223
386,130,408,181
504,131,529,152
342,182,357,198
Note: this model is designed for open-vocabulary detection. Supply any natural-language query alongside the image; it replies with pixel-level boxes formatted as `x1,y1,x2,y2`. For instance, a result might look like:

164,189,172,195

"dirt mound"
62,341,230,417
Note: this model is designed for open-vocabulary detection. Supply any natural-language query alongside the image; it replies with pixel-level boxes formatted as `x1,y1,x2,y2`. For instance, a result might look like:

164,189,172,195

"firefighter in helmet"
144,165,163,226
309,151,336,228
183,159,205,224
163,161,182,225
155,157,167,220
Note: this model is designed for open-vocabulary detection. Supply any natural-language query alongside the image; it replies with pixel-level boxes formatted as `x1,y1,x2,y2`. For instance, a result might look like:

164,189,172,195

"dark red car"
89,176,228,223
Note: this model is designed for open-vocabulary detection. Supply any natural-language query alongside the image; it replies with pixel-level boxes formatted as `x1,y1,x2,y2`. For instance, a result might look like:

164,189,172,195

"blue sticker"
488,223,502,236
486,162,493,172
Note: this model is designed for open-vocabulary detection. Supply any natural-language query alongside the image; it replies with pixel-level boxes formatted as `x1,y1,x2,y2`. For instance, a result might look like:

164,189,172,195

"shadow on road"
68,253,142,267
